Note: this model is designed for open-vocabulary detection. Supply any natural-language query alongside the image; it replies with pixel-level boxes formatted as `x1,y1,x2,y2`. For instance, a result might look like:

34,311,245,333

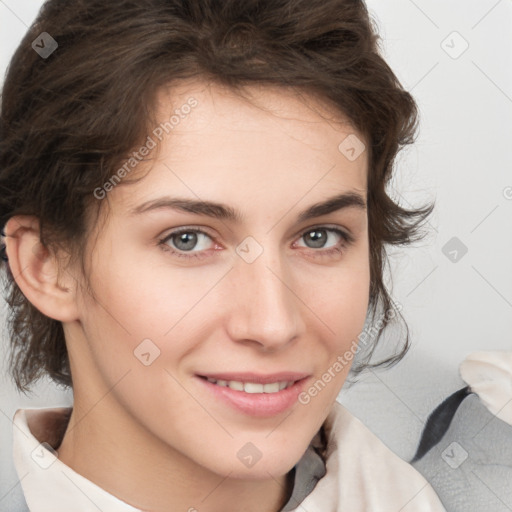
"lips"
196,372,310,417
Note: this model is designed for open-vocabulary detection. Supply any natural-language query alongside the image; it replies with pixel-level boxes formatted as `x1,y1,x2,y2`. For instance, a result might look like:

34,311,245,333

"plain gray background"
1,1,511,510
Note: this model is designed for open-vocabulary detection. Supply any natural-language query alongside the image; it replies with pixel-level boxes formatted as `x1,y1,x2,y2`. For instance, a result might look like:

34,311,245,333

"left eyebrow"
129,192,366,223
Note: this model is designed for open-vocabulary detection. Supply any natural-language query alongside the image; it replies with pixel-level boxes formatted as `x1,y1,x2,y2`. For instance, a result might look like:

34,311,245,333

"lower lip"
196,377,308,417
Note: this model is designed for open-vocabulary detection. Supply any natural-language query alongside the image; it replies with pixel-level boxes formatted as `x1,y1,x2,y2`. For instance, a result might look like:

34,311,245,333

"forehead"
154,79,365,157
112,80,368,216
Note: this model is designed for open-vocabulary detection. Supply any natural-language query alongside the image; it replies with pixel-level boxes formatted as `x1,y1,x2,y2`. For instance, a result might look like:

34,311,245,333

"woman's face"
68,80,370,479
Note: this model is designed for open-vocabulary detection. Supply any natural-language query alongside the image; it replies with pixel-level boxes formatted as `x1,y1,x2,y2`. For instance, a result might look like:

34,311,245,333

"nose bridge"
227,237,301,349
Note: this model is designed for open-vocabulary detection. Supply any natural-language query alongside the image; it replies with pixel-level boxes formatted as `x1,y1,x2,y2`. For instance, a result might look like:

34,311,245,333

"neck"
57,394,294,512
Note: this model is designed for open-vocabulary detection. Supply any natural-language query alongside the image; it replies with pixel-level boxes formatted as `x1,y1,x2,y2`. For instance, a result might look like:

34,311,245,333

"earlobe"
4,216,79,323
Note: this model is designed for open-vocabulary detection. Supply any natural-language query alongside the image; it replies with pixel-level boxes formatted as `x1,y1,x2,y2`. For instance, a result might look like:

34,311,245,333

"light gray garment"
413,394,512,512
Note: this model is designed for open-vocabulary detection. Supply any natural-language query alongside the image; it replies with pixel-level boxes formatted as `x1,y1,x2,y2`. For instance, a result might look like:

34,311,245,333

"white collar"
12,407,140,512
12,401,445,512
460,350,512,426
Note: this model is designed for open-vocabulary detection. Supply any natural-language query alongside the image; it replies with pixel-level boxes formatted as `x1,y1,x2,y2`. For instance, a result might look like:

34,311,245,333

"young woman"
0,0,446,510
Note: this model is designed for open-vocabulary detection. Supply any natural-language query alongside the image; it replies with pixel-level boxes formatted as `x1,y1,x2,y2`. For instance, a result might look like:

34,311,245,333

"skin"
6,80,370,512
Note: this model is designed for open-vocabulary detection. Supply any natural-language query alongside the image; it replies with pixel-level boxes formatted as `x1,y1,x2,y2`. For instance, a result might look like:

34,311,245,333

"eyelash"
157,225,355,261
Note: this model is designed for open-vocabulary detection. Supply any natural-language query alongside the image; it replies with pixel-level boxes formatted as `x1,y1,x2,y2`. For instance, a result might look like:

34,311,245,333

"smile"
196,372,310,416
205,377,295,393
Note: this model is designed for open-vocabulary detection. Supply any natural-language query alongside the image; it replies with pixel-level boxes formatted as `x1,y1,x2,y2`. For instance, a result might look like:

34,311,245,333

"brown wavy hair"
0,0,432,392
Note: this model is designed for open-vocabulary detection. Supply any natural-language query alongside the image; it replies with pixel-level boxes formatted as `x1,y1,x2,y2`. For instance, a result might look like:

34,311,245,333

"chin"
228,438,311,480
222,457,299,481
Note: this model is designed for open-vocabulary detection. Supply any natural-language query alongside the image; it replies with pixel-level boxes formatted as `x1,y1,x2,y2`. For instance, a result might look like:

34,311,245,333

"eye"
293,226,353,258
158,225,354,260
159,228,215,259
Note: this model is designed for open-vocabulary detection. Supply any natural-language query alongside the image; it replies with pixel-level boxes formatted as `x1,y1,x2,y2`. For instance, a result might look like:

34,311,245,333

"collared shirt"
13,400,446,512
459,350,512,426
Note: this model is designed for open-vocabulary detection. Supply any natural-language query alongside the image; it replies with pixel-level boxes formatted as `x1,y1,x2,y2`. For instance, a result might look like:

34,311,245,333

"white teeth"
244,382,264,393
228,380,244,391
206,378,293,393
263,382,280,393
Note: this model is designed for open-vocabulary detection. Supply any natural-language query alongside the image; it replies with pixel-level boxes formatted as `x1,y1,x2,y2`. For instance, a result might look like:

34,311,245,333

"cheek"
302,258,370,403
78,249,230,374
297,267,369,415
304,258,370,346
84,239,201,330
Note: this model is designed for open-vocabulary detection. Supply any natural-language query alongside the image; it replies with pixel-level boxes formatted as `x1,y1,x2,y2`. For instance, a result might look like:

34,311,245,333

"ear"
4,216,79,322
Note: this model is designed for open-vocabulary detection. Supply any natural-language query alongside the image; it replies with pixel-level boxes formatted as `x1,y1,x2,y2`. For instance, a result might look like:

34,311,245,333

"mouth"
195,372,310,416
201,377,296,394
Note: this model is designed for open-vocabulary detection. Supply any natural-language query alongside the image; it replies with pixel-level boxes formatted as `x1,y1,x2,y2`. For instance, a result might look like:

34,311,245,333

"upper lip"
197,372,310,384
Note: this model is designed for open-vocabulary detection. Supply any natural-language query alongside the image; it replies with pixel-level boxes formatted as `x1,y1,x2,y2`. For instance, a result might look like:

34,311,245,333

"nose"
224,243,304,351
